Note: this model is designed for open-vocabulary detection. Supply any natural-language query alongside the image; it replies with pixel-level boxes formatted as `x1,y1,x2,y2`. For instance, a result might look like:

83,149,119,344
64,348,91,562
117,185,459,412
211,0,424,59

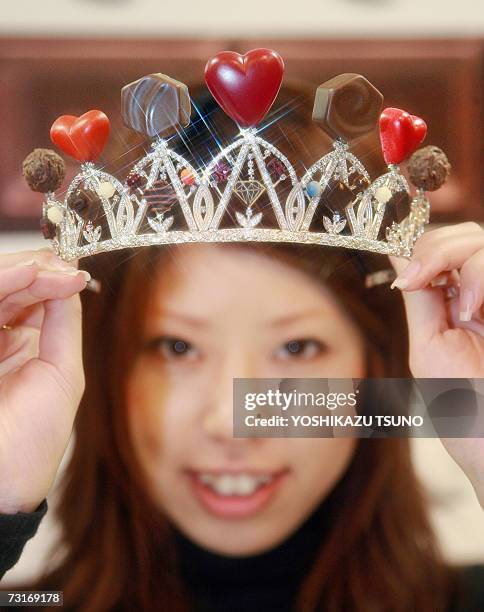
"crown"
22,48,451,263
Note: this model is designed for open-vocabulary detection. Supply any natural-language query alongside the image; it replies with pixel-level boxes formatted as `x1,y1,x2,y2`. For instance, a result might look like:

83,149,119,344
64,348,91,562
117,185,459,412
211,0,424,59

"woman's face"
127,245,366,556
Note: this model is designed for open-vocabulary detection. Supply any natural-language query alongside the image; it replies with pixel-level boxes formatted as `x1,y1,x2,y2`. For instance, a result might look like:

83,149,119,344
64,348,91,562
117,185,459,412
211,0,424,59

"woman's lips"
187,469,289,519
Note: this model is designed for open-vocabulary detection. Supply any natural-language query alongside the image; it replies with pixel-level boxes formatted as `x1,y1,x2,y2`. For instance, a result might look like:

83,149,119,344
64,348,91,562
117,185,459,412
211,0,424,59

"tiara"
22,48,451,263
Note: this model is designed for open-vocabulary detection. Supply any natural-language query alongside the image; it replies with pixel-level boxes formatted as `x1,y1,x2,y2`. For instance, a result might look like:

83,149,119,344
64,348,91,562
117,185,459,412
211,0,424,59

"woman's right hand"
0,248,90,514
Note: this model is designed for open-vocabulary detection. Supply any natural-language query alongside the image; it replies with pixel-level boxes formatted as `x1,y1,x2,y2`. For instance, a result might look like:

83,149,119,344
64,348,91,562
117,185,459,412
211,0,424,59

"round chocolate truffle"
407,146,451,192
23,148,65,193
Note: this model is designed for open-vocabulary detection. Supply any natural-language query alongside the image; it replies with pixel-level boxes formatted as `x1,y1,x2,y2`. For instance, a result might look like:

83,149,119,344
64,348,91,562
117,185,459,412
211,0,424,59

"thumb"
388,255,449,344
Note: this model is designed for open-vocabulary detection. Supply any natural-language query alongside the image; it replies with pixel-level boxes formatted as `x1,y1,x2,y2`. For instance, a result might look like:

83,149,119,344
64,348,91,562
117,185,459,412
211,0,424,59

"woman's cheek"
127,360,207,453
126,365,164,463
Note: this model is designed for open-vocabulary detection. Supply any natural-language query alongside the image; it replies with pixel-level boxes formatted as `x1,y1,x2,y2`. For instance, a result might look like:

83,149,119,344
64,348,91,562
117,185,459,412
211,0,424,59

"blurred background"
0,0,483,585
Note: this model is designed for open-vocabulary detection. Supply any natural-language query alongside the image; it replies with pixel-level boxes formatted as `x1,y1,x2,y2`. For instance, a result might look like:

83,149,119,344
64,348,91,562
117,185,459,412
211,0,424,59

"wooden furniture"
0,37,482,231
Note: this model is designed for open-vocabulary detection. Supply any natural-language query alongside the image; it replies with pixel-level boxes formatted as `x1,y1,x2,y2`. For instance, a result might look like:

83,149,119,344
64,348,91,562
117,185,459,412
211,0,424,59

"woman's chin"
177,519,297,557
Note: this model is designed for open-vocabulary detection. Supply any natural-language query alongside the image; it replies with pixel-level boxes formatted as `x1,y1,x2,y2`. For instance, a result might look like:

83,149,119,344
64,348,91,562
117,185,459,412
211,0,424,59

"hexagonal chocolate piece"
121,73,191,139
312,74,383,142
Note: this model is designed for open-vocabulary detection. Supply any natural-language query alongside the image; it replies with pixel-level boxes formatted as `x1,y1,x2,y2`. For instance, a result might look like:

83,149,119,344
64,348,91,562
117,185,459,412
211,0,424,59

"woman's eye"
274,338,327,360
145,336,199,361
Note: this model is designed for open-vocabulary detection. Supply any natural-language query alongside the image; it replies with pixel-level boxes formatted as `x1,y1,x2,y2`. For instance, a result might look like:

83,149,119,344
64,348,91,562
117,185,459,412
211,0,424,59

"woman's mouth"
187,469,288,519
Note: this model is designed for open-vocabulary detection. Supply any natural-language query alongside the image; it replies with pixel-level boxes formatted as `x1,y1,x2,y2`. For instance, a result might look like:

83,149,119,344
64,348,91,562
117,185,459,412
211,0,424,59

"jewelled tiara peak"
23,48,451,263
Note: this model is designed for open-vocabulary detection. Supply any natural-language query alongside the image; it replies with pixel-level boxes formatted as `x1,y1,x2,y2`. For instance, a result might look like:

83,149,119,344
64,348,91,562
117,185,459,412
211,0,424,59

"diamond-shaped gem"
233,180,265,206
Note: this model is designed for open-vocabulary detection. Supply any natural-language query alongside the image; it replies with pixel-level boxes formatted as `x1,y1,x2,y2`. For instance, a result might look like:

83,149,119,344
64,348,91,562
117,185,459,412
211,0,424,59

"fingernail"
430,274,448,287
390,260,421,290
459,288,475,322
63,269,91,281
390,277,409,290
85,277,101,293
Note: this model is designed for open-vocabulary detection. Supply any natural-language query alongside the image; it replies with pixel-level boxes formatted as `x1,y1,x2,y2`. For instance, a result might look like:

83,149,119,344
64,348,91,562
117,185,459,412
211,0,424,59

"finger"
447,296,484,338
0,267,43,370
389,256,457,289
400,284,448,343
38,293,85,400
0,247,67,269
0,259,81,330
0,269,90,326
0,325,24,362
9,303,44,331
391,253,484,341
0,325,39,378
458,246,484,322
0,260,39,301
0,257,83,303
389,253,450,340
391,222,484,291
430,271,454,288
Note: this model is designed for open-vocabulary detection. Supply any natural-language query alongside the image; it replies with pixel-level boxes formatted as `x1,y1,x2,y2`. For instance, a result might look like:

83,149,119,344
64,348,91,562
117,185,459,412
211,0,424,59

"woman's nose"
201,352,257,442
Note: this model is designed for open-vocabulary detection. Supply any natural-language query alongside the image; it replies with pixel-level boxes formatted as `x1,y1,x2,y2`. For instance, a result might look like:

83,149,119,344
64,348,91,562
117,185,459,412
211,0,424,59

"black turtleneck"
1,486,484,610
171,489,338,612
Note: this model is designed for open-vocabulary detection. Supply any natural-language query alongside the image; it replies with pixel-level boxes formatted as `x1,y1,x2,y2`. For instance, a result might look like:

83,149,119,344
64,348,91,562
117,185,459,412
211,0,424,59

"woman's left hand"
389,221,484,509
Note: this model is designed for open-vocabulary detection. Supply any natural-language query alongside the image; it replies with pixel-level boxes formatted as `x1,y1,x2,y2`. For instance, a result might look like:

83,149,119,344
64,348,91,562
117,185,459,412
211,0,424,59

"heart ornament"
379,107,427,165
50,110,110,162
205,49,284,128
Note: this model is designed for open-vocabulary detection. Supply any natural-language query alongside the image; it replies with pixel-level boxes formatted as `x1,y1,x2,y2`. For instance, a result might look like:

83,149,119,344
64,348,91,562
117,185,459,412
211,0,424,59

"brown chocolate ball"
22,148,65,193
407,146,451,192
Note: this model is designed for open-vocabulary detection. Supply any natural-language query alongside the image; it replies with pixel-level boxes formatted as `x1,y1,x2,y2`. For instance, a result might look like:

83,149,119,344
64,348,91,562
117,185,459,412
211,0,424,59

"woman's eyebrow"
269,308,330,327
153,309,212,328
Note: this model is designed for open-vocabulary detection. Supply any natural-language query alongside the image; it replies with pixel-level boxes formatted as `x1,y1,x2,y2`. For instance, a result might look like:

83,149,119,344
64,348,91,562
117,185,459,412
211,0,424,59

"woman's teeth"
198,473,273,496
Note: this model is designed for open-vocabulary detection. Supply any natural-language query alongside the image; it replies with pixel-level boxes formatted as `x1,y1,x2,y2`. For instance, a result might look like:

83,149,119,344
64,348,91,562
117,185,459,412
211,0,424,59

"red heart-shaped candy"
205,49,284,128
379,108,427,165
50,110,110,162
